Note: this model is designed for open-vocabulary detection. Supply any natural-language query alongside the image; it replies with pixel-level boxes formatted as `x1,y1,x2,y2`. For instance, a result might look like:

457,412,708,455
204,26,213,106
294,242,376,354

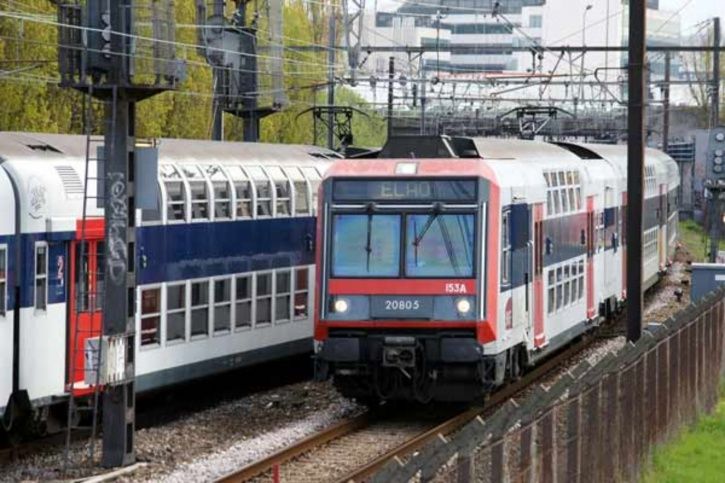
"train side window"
255,272,272,326
161,164,186,222
501,211,511,285
190,280,209,338
285,167,310,215
578,260,585,300
245,166,272,217
166,283,186,343
140,287,161,346
183,165,209,220
0,246,6,316
294,267,309,320
35,242,48,311
204,165,232,220
301,167,321,214
547,270,555,314
229,167,253,219
274,270,291,323
213,278,232,333
266,166,291,217
234,274,252,330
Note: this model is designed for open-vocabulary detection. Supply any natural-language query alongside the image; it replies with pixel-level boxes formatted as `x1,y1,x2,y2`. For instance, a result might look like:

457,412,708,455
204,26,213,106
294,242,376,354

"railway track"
215,330,601,483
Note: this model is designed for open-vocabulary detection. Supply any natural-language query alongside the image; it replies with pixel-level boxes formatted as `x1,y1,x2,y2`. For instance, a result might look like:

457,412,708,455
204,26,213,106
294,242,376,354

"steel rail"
335,334,598,483
215,413,371,483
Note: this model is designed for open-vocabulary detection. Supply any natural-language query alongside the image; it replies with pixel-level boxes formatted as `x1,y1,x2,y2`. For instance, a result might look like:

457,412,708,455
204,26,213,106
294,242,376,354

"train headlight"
333,298,349,313
456,298,472,314
715,156,723,165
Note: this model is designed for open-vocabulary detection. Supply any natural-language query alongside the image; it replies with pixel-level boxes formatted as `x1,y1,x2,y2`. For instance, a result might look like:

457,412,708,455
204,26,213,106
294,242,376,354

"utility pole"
708,17,722,262
626,0,646,342
57,0,183,467
387,56,395,140
327,7,336,150
663,52,671,152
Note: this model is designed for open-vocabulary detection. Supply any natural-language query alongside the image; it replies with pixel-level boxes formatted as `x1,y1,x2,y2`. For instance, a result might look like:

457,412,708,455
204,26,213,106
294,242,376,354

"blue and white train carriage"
0,132,334,434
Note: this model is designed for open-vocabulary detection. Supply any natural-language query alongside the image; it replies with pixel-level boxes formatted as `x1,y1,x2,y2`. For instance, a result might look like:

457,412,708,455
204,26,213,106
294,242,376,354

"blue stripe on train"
137,217,317,285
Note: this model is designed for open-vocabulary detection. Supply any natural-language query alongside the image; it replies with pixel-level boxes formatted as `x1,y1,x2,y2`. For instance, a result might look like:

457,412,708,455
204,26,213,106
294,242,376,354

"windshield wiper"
412,202,443,247
365,203,375,272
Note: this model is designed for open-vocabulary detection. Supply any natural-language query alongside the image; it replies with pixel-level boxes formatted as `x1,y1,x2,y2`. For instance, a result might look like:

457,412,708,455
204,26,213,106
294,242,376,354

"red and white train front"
314,159,501,402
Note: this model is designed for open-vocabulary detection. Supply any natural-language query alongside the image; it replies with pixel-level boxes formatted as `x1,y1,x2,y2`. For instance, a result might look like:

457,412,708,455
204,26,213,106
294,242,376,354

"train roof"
0,132,338,162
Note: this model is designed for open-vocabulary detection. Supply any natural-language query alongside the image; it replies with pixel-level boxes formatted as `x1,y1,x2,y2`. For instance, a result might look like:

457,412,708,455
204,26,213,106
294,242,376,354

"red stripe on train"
328,278,476,295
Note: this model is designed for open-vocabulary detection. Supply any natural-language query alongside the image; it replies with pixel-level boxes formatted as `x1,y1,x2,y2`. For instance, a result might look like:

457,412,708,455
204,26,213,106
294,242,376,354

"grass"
641,389,725,483
678,219,725,262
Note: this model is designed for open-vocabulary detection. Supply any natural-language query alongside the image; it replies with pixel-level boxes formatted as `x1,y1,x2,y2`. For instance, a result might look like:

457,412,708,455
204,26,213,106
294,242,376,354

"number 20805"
384,299,420,310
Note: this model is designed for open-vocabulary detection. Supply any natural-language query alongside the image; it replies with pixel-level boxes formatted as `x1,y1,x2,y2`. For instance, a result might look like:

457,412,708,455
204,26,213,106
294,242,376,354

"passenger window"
0,246,6,316
235,274,252,329
214,278,232,333
160,164,186,222
166,283,186,343
140,287,161,346
35,243,48,311
204,165,232,220
301,167,322,214
275,270,291,323
267,167,291,217
245,166,272,217
255,272,272,326
183,166,209,220
190,281,209,337
284,167,310,215
294,267,309,320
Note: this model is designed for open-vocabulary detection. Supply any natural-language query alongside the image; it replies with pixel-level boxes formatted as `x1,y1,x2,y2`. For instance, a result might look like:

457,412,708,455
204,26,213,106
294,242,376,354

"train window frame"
544,169,582,218
212,276,232,335
501,210,511,286
293,266,310,320
203,164,233,221
0,244,6,317
255,271,273,327
227,166,254,220
182,164,211,222
160,163,188,224
301,166,322,215
274,269,292,324
139,285,162,348
283,166,312,216
234,273,253,331
190,279,210,340
265,166,292,217
244,166,273,218
165,282,187,345
34,241,48,313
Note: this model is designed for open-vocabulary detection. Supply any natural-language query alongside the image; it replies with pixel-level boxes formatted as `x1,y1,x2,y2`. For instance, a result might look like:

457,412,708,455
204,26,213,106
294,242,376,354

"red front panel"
328,278,476,295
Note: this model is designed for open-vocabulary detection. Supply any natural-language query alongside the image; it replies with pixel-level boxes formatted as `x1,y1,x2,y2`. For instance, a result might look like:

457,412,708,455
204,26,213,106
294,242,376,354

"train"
313,136,680,403
0,132,335,437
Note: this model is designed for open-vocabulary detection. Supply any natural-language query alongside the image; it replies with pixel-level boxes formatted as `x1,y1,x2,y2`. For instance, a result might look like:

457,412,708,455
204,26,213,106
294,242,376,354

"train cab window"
213,278,232,333
301,167,322,214
0,246,6,316
266,167,291,217
35,243,48,311
293,267,309,320
255,272,272,326
160,164,186,222
204,165,232,220
183,165,210,220
284,167,310,215
140,288,161,346
245,166,273,217
235,274,252,329
166,283,186,343
190,281,209,337
274,270,291,323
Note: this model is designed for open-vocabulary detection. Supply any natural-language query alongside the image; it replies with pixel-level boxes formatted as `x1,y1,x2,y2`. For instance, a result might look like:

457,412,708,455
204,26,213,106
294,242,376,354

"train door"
586,196,596,319
532,204,545,348
602,187,618,299
509,203,531,333
68,234,104,396
658,183,666,269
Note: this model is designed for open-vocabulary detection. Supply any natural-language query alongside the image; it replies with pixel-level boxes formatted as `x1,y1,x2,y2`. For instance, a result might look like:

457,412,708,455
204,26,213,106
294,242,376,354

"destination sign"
333,179,477,202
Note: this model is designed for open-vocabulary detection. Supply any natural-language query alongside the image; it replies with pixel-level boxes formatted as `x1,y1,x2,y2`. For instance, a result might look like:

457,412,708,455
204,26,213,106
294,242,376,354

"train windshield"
406,214,475,277
331,214,401,277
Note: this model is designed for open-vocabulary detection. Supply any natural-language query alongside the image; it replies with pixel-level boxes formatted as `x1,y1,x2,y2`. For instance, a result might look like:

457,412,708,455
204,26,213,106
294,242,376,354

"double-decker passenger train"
314,136,679,402
0,132,334,437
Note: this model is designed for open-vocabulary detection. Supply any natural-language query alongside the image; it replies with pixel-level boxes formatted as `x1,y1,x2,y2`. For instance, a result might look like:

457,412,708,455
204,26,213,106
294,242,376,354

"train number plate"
370,296,432,319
